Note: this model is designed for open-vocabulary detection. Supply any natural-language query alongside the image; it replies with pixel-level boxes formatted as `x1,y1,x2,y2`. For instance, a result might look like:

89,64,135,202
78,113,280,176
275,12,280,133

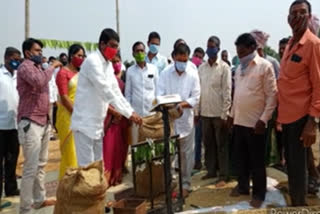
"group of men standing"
0,0,319,213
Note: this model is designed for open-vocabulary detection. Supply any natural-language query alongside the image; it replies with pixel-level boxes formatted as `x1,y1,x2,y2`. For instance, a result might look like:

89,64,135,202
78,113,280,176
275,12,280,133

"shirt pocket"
210,73,221,89
285,60,308,79
246,73,263,91
144,77,155,90
18,119,31,145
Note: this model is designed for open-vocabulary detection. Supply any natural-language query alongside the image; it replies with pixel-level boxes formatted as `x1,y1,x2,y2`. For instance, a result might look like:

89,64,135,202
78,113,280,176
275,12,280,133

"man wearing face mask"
228,33,277,208
17,38,62,213
125,42,158,145
146,31,168,74
125,41,158,118
42,56,59,140
277,0,320,206
71,28,142,167
0,47,21,208
196,36,232,187
191,47,205,171
158,43,200,198
59,53,68,66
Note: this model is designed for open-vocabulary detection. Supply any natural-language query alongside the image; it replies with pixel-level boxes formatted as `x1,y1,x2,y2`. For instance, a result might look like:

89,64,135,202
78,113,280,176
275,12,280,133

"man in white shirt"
197,36,232,187
228,33,277,208
125,41,158,117
42,57,58,140
146,32,168,75
0,47,21,204
71,28,142,167
158,43,200,197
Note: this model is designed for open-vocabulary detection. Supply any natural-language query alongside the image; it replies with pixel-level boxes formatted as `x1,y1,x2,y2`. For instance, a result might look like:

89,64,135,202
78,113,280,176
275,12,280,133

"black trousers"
0,129,20,198
282,116,308,206
234,125,266,201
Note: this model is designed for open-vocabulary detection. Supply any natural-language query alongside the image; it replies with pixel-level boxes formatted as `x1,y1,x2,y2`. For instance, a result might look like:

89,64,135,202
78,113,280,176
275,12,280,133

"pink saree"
103,77,129,186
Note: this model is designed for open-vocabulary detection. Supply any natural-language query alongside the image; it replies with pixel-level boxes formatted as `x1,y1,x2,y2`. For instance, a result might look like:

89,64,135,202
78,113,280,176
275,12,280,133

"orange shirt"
278,29,320,124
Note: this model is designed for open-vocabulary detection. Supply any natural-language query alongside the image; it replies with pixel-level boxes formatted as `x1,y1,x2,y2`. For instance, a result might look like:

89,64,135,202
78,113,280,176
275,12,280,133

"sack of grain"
53,161,108,214
137,108,182,143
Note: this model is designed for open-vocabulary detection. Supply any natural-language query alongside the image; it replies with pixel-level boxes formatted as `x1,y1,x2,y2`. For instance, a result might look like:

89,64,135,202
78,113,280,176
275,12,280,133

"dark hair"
22,38,43,57
59,53,67,58
68,44,85,62
115,51,122,60
279,37,290,45
208,36,221,48
4,47,21,59
194,47,205,56
173,39,186,49
174,43,191,56
290,0,311,14
148,32,161,42
221,50,228,54
48,56,56,62
99,28,119,44
132,41,145,52
235,33,258,49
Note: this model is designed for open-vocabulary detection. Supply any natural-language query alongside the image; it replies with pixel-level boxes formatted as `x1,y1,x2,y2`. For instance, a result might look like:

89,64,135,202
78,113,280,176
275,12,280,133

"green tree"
264,46,279,61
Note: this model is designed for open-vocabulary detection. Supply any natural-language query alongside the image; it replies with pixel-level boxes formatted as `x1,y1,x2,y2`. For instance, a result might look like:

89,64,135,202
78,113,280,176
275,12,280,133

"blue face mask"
9,60,20,70
30,55,42,64
206,47,219,59
149,44,160,54
175,61,187,72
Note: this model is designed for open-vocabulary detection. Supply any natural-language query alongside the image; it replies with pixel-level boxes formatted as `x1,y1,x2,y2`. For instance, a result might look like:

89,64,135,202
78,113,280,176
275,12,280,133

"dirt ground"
14,137,320,213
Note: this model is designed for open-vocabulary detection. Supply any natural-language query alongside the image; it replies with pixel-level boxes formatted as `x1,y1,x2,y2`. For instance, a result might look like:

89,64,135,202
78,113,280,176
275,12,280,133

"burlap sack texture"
134,108,181,198
138,108,181,142
54,161,108,214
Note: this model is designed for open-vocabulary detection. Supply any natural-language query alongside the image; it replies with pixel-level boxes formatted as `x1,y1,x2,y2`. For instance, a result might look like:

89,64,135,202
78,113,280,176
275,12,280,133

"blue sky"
1,0,319,63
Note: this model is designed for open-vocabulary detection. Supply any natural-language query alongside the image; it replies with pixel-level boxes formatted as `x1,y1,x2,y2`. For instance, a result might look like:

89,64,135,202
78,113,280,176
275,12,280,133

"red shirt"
278,29,320,124
17,59,54,126
55,67,77,95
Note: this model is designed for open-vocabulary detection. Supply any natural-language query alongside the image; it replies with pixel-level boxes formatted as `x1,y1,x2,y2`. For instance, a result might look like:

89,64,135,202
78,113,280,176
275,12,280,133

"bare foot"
33,198,56,209
215,180,227,188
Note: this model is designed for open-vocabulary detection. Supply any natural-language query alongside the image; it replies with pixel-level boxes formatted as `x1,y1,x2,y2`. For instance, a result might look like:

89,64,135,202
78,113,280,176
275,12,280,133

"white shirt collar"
0,65,15,77
96,50,109,66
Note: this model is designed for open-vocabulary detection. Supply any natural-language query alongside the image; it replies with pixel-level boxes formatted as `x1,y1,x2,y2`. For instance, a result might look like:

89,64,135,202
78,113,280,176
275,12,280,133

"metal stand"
131,105,184,214
160,106,173,214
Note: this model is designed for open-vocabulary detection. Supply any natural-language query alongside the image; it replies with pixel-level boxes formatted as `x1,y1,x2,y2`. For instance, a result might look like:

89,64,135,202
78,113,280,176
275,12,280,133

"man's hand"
226,116,234,130
176,103,183,115
276,122,282,132
112,113,122,124
194,116,200,125
254,120,266,135
129,112,143,126
221,118,228,129
51,60,62,68
300,118,317,147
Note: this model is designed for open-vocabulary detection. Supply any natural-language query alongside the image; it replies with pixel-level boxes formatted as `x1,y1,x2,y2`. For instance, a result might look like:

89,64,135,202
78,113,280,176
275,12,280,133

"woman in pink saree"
103,53,129,186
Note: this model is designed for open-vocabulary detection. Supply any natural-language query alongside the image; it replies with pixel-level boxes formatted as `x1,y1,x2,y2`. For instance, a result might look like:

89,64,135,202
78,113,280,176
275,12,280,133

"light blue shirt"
265,55,280,79
146,53,168,75
0,66,19,130
125,63,158,117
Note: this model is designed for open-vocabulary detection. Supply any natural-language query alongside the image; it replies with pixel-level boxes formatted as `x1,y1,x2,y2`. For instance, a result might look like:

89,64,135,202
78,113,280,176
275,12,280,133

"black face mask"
61,60,68,66
30,55,42,64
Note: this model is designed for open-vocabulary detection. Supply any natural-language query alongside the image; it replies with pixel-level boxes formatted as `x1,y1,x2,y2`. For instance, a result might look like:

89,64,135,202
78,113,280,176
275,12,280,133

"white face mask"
42,62,49,70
